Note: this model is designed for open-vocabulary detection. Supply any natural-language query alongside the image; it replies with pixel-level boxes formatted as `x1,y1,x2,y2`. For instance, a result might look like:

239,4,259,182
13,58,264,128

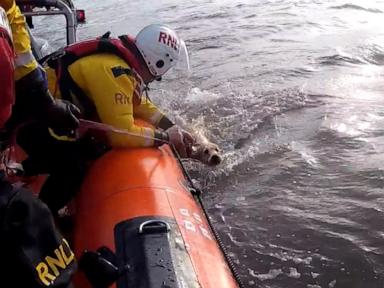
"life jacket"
44,32,148,119
0,24,15,129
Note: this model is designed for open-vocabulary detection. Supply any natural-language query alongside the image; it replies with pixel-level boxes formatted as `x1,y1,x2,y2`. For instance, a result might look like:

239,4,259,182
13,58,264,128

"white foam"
291,141,319,167
293,256,313,265
288,267,301,279
186,87,222,104
311,272,320,279
330,122,361,137
328,280,337,288
222,144,260,172
248,268,283,281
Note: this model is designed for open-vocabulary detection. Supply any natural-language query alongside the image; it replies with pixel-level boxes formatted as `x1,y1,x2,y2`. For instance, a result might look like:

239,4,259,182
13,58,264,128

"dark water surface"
33,1,384,287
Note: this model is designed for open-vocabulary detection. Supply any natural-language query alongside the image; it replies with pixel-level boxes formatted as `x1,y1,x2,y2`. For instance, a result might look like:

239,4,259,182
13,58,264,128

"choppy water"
32,0,384,287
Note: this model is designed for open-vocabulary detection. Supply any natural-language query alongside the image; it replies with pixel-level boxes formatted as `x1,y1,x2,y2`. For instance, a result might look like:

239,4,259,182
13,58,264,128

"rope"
78,119,168,143
170,145,246,288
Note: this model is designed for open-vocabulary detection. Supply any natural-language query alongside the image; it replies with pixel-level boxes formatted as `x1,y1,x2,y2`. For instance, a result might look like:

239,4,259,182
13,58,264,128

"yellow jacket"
0,0,37,80
47,53,171,148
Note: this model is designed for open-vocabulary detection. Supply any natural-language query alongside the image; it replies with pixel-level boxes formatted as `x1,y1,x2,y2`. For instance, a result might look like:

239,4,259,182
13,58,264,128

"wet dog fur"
189,130,222,166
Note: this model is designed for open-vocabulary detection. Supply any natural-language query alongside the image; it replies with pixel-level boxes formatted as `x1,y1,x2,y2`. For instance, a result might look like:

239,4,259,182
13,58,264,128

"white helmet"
0,7,12,41
135,24,190,77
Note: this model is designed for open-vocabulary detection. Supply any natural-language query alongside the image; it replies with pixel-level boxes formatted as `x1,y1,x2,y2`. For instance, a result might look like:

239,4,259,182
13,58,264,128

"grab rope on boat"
170,144,246,288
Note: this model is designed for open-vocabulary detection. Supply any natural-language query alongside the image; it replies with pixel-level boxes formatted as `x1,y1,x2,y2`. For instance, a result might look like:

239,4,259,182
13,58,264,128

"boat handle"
138,220,171,234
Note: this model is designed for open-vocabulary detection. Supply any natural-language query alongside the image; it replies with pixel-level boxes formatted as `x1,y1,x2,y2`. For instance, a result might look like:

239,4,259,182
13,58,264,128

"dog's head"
192,142,222,166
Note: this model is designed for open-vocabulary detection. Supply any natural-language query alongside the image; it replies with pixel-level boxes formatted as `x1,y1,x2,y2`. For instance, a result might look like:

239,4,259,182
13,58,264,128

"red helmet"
0,7,15,128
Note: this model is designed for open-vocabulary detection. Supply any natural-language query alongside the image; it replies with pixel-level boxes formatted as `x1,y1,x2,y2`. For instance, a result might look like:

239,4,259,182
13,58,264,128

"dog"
188,130,222,166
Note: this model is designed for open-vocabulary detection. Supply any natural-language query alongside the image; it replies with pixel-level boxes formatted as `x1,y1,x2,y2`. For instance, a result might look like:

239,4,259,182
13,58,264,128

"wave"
196,45,222,51
317,54,367,66
270,38,303,43
244,13,257,19
318,44,384,66
361,44,384,65
329,4,383,14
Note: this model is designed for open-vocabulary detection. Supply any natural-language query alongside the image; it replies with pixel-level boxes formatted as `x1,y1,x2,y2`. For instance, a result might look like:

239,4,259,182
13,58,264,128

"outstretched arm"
133,96,174,130
77,58,168,147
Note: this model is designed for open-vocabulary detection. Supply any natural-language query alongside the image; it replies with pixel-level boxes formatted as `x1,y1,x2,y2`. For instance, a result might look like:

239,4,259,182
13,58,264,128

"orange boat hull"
73,145,238,288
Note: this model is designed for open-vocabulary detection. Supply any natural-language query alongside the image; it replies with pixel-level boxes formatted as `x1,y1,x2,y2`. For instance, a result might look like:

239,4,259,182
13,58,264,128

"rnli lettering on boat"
35,239,75,286
179,208,213,240
158,32,178,51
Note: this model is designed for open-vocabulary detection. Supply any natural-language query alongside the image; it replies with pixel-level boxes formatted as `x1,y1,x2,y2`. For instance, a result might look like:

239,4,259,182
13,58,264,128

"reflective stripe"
15,50,35,68
0,7,11,39
48,128,76,142
143,128,154,147
149,111,163,125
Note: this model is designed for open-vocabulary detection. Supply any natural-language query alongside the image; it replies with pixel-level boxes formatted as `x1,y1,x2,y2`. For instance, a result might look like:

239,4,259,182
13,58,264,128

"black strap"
111,66,134,78
118,35,141,57
101,31,111,39
98,37,121,57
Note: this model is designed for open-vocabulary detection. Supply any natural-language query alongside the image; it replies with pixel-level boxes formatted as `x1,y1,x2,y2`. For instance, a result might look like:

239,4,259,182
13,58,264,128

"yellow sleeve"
45,66,62,98
1,0,38,80
133,96,166,127
69,54,157,148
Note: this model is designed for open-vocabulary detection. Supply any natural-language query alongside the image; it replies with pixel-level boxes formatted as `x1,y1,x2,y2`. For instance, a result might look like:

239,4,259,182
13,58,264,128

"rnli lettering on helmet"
158,32,179,51
35,239,75,286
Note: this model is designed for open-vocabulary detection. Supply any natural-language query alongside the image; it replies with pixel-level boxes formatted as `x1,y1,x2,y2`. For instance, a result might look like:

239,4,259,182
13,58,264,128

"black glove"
44,98,81,136
158,116,174,130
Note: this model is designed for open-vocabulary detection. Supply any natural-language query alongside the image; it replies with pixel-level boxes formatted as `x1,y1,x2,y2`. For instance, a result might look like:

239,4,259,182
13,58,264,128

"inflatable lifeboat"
13,1,240,287
71,127,240,288
6,122,241,287
4,119,241,288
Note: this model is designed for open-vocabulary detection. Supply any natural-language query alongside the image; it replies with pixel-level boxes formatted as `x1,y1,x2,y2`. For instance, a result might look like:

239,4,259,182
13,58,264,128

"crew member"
18,24,195,214
0,2,77,287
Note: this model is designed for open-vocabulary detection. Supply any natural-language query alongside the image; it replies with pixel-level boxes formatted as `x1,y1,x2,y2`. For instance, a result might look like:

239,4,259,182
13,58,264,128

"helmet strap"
144,85,151,101
119,35,155,84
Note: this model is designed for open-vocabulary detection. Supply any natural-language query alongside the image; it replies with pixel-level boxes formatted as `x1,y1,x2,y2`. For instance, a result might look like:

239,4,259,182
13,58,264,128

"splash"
185,87,223,105
290,141,320,167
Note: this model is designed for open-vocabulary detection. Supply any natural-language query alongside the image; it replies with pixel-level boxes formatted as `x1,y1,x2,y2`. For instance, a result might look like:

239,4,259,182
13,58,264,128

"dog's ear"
210,143,220,152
